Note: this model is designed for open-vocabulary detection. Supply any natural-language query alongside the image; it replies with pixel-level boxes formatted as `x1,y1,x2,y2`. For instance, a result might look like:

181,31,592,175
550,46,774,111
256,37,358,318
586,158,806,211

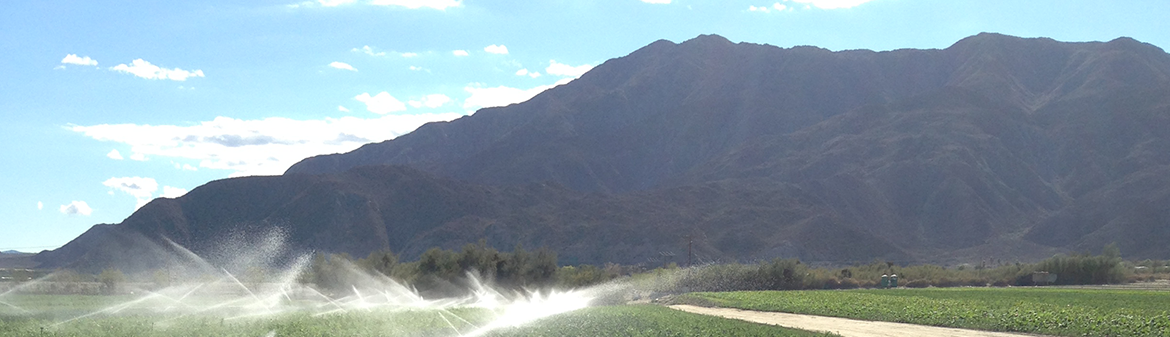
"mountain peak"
681,34,733,46
947,32,1059,51
1104,36,1166,54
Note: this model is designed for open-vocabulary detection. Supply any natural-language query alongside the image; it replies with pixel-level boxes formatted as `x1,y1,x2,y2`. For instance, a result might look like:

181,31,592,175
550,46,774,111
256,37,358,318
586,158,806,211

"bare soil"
669,305,1047,337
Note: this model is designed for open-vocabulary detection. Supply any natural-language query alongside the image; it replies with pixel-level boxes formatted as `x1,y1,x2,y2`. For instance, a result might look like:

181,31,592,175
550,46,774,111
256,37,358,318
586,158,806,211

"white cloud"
641,0,671,3
70,113,463,177
462,78,572,111
408,66,428,72
37,201,43,210
354,92,407,114
59,201,93,216
483,44,509,55
452,50,469,57
329,61,357,71
750,2,791,12
370,0,462,10
61,54,98,66
318,0,355,6
110,59,205,81
338,105,351,112
173,162,199,171
103,176,164,210
162,186,188,198
107,149,124,160
515,69,541,78
545,60,593,78
400,52,419,58
408,94,453,108
103,176,159,200
353,45,387,56
130,153,148,161
785,0,874,9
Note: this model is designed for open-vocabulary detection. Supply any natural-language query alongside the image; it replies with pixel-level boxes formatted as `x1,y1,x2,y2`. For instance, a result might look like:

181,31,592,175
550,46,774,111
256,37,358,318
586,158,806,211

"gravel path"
669,305,1046,337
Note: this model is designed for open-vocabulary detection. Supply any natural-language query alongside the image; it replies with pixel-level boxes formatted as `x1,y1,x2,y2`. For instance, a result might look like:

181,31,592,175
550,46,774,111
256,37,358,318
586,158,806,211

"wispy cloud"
61,54,98,66
338,105,351,112
484,44,509,55
463,78,573,111
329,61,358,71
318,0,355,6
107,149,124,160
408,94,452,108
452,50,469,57
37,201,43,210
173,162,199,171
773,0,875,10
353,45,387,56
641,0,671,4
70,114,464,177
110,59,205,81
545,60,593,77
515,69,541,78
103,177,189,209
103,176,158,209
370,0,462,10
354,92,407,114
400,52,419,58
59,201,93,216
749,3,791,12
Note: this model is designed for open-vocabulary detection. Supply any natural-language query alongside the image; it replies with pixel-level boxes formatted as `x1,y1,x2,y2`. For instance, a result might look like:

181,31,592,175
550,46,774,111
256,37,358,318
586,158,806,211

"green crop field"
0,294,833,337
682,287,1170,337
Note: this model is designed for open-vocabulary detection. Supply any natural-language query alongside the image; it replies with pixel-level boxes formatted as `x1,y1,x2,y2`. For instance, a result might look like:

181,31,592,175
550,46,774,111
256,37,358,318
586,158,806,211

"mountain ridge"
38,33,1170,272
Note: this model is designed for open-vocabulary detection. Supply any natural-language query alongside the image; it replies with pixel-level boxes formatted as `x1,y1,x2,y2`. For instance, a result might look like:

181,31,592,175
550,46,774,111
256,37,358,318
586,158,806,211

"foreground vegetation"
0,294,832,337
0,305,492,337
681,288,1170,337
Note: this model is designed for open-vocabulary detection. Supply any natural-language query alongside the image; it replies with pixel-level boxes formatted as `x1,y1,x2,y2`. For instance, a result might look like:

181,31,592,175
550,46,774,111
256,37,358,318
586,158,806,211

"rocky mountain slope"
39,33,1170,272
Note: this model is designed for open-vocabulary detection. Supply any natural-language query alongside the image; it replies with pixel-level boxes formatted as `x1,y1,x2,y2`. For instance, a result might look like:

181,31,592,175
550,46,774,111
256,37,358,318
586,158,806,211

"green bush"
97,268,125,294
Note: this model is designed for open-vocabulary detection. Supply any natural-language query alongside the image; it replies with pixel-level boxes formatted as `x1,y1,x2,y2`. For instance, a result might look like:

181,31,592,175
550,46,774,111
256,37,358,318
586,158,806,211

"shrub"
98,268,126,294
838,277,860,289
904,279,930,288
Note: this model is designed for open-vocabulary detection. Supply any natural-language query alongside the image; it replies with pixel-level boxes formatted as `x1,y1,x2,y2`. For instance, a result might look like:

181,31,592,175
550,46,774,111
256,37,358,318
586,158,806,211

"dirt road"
669,305,1044,337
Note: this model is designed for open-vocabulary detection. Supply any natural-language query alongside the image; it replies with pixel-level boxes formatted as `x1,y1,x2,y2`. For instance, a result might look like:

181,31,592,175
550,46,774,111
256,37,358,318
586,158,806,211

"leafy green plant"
683,288,1170,337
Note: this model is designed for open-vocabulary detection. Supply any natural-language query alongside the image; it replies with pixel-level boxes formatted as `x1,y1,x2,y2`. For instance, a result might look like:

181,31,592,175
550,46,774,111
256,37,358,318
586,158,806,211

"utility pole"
683,234,693,267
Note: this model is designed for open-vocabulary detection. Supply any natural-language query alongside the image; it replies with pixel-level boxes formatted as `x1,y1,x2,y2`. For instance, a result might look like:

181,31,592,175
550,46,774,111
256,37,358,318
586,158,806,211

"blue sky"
2,0,1168,252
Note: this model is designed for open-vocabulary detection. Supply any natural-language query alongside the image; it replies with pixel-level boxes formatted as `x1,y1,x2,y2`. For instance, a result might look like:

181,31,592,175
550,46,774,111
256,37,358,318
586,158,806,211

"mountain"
39,33,1170,272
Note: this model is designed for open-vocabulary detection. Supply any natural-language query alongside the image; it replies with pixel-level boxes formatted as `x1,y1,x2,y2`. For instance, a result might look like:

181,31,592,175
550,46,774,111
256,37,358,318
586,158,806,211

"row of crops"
682,287,1170,337
8,286,1170,336
0,294,834,337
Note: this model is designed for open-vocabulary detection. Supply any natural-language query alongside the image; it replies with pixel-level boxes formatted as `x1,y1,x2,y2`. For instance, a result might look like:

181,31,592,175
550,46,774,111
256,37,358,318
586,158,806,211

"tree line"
4,242,1154,296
